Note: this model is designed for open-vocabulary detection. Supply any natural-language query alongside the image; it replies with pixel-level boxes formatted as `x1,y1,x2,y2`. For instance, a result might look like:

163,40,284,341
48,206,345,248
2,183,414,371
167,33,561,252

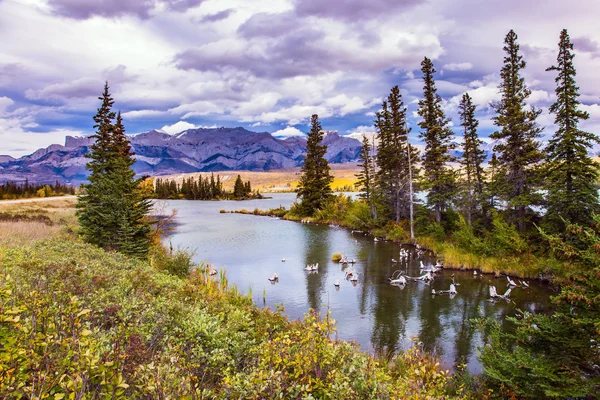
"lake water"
160,193,552,373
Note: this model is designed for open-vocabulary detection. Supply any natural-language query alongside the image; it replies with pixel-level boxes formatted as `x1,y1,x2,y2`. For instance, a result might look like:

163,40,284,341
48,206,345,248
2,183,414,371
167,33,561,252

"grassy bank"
0,200,484,398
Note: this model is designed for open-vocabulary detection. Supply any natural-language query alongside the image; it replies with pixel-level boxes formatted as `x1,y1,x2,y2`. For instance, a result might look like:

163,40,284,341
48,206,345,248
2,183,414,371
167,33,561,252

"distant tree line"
0,179,75,200
153,174,261,200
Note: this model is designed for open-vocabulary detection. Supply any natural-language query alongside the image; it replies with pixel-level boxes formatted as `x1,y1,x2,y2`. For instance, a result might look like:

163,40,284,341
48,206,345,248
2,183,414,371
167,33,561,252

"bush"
331,253,343,262
150,244,196,277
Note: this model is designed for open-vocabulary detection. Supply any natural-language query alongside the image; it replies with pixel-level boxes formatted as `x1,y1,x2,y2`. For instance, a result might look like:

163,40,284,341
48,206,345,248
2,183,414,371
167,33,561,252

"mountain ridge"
0,127,362,184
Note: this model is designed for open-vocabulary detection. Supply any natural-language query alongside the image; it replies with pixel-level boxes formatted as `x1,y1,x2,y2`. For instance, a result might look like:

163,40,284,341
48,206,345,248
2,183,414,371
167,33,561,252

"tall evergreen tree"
458,93,486,227
544,29,600,230
375,87,419,223
112,111,152,256
77,83,151,257
490,30,543,232
234,174,246,198
417,57,456,224
296,114,333,216
355,134,377,220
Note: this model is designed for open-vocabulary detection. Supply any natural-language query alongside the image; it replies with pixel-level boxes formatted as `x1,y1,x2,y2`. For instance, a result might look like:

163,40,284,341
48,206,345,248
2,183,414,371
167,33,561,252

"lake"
160,193,552,373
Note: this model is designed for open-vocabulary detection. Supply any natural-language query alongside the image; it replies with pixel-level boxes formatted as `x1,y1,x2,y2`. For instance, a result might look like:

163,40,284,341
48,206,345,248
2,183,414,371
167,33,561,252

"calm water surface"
160,193,552,373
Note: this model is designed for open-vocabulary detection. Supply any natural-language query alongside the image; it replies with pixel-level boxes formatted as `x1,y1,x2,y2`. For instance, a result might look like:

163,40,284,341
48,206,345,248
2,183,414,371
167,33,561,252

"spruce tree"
77,83,151,257
234,175,245,198
355,134,377,220
490,30,543,232
458,93,486,227
112,111,152,257
296,114,333,216
417,57,456,224
544,29,600,230
375,87,419,223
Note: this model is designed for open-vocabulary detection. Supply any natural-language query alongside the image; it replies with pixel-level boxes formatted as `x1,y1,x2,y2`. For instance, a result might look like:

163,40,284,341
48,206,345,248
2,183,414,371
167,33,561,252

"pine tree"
355,134,376,220
490,30,543,232
296,114,333,216
234,175,245,198
544,29,600,231
417,57,456,224
112,111,152,257
375,87,419,223
77,83,151,257
458,93,486,227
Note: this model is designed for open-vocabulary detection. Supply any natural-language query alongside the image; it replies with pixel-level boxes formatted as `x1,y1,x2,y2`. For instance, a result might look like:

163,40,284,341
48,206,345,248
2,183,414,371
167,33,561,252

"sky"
1,0,600,157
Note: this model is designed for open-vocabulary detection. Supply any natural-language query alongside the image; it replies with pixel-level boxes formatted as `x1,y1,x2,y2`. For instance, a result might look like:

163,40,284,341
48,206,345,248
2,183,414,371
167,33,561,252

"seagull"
473,270,478,276
350,273,358,282
520,280,529,288
268,272,279,282
392,258,398,263
209,268,218,276
506,276,517,287
281,258,286,262
334,279,340,287
374,237,379,242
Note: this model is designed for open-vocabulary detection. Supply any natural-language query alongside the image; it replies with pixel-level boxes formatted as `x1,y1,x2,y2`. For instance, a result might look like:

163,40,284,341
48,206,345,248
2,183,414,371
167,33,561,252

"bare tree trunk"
408,143,415,240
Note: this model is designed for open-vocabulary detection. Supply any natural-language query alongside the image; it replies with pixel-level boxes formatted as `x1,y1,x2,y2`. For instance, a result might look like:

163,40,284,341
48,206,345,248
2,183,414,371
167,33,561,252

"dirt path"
0,195,77,205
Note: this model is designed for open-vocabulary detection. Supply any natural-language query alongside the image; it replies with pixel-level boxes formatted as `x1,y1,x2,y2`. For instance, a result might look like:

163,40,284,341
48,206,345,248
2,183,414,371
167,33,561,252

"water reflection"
162,194,552,373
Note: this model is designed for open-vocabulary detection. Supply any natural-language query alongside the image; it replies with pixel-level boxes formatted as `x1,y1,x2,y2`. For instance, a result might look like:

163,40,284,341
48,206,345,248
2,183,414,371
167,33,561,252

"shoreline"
223,207,555,282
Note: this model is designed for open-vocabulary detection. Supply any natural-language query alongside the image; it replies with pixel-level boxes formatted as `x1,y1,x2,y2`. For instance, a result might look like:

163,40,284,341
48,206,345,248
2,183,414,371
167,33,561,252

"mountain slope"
0,127,361,184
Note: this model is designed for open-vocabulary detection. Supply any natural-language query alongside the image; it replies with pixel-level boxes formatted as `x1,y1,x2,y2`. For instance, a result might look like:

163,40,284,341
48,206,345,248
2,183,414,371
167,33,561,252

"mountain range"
0,127,363,185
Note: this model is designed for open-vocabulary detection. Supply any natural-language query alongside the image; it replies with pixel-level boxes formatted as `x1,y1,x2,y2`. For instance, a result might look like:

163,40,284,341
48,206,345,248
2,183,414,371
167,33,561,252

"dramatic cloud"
572,37,600,58
48,0,205,20
294,0,425,21
197,8,234,23
25,78,101,101
1,0,600,157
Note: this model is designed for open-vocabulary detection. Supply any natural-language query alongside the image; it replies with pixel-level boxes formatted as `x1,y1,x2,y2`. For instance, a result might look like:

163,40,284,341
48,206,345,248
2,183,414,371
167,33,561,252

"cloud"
271,126,305,138
0,97,15,114
572,36,600,58
197,8,234,23
122,109,170,119
25,78,102,101
159,120,199,134
48,0,206,20
443,62,473,71
294,0,425,21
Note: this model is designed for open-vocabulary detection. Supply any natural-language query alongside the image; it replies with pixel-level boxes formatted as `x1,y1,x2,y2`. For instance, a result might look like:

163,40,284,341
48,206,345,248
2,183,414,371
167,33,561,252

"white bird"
334,279,340,287
520,280,529,288
392,258,398,263
268,273,279,282
281,258,286,262
489,285,512,300
209,268,218,276
374,237,379,242
449,283,457,295
473,270,478,276
350,273,358,282
506,276,517,287
390,275,407,285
